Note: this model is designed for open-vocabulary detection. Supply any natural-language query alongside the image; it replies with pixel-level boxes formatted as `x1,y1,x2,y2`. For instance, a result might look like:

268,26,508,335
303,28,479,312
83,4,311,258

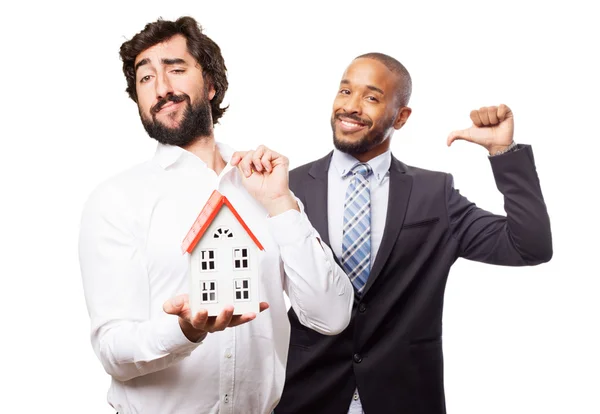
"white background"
1,0,599,413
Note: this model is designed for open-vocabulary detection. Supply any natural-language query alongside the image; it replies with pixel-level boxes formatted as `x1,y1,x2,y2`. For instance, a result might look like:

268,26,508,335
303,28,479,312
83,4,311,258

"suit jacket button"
353,353,362,363
358,303,366,313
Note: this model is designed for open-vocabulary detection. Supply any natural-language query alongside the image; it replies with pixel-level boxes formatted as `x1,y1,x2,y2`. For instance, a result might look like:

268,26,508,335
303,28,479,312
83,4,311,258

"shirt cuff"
267,209,314,246
155,313,204,354
488,142,523,157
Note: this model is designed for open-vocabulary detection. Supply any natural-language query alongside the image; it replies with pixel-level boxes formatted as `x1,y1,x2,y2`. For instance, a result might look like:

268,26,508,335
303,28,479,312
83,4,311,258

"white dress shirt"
327,148,391,414
79,142,353,414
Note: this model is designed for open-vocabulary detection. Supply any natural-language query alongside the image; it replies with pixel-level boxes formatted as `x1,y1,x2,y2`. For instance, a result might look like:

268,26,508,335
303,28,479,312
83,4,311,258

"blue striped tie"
342,163,372,294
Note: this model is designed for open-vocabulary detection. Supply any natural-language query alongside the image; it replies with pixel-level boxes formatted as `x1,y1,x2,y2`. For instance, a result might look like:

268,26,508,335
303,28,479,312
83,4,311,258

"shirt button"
353,353,362,363
225,350,232,358
358,303,367,313
353,392,359,401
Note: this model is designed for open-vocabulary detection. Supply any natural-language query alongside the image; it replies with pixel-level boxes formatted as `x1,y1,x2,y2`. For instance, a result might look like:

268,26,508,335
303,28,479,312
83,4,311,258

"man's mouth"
152,95,188,114
337,116,368,133
156,101,181,113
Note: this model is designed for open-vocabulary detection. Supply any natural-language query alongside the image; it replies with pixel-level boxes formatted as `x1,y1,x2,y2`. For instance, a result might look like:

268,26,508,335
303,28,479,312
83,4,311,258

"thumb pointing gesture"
447,104,514,153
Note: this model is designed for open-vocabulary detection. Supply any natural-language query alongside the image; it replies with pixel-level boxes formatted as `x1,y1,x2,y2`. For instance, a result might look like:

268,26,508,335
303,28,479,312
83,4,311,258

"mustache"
151,94,189,114
335,113,372,127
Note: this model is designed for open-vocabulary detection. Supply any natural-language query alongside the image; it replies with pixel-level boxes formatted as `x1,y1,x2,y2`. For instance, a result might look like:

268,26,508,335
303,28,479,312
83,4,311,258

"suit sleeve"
447,145,552,266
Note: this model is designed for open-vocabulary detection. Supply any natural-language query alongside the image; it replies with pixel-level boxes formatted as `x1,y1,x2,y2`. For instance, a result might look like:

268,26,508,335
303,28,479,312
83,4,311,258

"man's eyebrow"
135,58,188,73
135,58,149,73
366,85,384,95
340,80,384,95
162,58,187,66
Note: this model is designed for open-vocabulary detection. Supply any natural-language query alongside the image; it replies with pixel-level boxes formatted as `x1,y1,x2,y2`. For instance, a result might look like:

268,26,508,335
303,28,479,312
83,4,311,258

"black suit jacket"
275,145,552,414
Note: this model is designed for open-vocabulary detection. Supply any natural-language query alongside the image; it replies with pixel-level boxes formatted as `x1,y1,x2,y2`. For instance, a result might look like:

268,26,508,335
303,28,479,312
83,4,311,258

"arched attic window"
213,227,234,239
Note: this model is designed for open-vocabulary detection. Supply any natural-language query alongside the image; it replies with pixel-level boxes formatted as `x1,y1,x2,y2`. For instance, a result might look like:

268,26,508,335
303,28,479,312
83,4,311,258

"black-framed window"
233,248,249,269
200,281,217,303
200,249,216,271
234,279,250,301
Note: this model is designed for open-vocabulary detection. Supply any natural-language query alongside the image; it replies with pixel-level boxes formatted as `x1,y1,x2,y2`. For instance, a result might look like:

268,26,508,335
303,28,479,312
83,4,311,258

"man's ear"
208,85,216,101
394,107,412,130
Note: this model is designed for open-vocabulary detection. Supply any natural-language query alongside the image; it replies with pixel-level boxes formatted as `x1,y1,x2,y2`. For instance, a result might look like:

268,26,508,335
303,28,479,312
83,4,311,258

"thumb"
163,294,187,315
447,128,473,147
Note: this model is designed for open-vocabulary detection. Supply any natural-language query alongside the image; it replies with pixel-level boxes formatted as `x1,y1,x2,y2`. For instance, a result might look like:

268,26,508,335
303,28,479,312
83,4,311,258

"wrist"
179,319,207,343
264,192,299,217
489,141,517,156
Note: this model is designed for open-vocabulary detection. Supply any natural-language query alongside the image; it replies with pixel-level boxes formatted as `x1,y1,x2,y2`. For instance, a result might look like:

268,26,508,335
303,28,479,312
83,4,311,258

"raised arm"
231,146,354,334
446,105,552,265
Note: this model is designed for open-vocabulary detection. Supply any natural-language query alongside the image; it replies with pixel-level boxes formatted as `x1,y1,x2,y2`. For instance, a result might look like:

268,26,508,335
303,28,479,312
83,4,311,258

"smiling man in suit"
274,53,553,414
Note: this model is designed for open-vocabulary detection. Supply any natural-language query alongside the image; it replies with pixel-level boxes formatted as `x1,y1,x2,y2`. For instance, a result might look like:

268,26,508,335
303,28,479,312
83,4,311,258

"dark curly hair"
119,16,228,124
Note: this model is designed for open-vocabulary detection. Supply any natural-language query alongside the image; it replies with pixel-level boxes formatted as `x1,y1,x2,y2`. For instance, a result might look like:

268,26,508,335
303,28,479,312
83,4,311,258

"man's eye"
367,96,378,102
339,89,350,95
172,69,185,74
140,75,151,83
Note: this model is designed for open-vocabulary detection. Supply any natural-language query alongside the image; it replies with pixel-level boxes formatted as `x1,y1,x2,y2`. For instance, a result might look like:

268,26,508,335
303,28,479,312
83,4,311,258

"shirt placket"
217,164,238,414
219,326,236,413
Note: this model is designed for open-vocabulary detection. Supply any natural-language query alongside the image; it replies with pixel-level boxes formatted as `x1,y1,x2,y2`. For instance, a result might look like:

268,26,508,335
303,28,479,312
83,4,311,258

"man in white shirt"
78,16,353,414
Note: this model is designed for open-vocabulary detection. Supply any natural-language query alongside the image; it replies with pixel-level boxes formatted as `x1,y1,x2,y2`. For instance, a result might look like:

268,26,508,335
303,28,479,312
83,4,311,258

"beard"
140,90,213,147
331,113,389,155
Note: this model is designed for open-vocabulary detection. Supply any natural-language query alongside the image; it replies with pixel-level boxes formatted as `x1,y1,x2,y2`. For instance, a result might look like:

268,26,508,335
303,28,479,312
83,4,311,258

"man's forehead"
341,58,400,90
134,35,190,66
345,58,395,77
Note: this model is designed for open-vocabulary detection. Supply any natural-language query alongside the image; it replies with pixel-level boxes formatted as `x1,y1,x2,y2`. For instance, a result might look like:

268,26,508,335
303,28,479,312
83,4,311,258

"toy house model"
181,190,264,317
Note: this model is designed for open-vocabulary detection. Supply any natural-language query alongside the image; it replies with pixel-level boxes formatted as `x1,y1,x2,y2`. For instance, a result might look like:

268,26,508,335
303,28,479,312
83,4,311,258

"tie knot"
348,162,372,178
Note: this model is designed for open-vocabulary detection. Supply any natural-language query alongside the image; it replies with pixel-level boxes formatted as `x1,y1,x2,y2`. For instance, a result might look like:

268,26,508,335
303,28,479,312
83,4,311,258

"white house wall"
189,206,260,316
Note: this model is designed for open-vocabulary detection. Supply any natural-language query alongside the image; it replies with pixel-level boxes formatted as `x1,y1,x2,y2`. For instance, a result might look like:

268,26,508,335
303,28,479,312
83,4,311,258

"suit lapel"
305,152,333,247
362,155,413,296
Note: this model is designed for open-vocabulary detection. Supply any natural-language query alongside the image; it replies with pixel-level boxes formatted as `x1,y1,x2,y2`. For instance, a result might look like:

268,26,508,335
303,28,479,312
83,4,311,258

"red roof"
181,190,265,254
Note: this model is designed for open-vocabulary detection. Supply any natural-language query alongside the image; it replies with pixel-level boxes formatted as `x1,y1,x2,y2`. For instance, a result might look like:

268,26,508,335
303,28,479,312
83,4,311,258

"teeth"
341,120,361,128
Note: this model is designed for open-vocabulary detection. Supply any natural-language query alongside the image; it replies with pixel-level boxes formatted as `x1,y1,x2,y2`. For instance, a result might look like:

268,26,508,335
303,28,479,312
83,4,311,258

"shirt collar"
331,148,391,183
154,141,236,171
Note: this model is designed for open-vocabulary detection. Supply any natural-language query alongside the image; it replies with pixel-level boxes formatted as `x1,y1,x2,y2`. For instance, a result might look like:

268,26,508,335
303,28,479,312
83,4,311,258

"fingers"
211,305,235,331
448,104,512,147
226,303,269,327
202,305,261,331
237,147,265,178
470,105,511,127
470,109,483,127
260,151,272,172
189,306,232,332
252,146,269,173
487,107,499,125
230,151,248,167
189,309,209,330
497,103,512,122
163,294,188,315
179,302,268,334
224,303,270,327
165,294,265,338
227,303,270,326
238,151,255,177
235,145,287,177
228,313,257,328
